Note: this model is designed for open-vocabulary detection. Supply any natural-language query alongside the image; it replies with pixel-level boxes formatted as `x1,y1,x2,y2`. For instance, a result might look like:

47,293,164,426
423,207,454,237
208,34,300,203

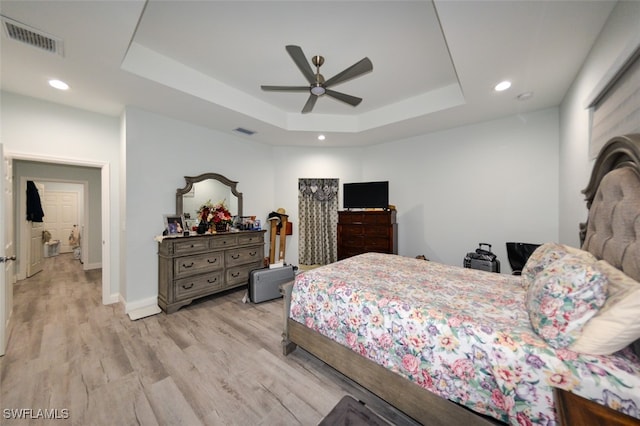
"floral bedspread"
289,253,640,425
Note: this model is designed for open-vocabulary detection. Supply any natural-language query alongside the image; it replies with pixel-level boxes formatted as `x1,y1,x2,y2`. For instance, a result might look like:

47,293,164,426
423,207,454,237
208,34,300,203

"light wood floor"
0,254,421,425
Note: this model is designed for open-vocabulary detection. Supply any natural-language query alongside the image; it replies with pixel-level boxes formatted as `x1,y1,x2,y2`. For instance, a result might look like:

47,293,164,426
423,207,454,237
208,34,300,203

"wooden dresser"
337,210,397,260
158,230,265,313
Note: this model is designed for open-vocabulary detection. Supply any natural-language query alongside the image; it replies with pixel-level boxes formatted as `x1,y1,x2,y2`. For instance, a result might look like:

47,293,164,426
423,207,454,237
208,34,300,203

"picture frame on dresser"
164,214,185,236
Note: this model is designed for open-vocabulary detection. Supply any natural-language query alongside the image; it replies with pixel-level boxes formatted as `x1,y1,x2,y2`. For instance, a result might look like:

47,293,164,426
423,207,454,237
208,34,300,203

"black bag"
464,243,500,273
506,242,541,275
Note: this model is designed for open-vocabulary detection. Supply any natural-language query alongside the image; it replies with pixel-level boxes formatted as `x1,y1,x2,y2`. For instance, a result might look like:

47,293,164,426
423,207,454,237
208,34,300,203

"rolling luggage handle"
476,243,496,261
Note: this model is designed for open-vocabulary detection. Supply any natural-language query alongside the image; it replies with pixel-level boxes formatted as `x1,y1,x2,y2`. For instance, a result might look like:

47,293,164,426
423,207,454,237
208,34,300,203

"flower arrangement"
197,199,232,231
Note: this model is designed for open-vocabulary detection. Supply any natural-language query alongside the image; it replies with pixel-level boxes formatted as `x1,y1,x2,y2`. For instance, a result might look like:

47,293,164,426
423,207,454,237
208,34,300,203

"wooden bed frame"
281,134,640,425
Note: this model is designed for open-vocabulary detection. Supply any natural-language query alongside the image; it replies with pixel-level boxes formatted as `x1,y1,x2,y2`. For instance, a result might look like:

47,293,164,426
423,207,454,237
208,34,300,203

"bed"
281,134,640,425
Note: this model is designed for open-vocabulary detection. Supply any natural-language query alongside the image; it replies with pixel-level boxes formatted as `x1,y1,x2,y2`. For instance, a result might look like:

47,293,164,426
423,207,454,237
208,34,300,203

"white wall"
559,1,640,247
1,92,120,300
270,108,559,271
365,108,560,268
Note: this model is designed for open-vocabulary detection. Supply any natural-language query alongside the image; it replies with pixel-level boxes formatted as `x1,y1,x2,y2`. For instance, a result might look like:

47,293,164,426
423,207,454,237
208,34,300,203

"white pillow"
569,260,640,355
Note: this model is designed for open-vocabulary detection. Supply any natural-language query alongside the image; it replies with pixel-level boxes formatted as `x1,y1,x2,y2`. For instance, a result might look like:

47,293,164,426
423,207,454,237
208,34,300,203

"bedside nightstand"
554,388,640,426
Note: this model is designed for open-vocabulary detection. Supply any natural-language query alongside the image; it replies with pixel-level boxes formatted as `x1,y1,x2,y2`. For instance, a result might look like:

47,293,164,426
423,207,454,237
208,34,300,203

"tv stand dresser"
337,210,397,260
158,230,265,313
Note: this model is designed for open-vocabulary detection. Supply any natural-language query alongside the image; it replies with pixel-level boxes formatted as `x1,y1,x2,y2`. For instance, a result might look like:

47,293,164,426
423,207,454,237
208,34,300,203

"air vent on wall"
234,127,256,136
1,16,64,56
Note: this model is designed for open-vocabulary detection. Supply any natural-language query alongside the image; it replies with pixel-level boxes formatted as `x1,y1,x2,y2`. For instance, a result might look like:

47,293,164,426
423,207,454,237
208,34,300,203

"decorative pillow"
569,260,640,355
521,242,596,290
526,254,608,349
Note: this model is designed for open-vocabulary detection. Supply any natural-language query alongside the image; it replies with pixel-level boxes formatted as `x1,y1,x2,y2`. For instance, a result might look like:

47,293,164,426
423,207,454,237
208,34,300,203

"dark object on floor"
318,396,390,426
416,255,429,261
464,243,500,273
506,242,541,275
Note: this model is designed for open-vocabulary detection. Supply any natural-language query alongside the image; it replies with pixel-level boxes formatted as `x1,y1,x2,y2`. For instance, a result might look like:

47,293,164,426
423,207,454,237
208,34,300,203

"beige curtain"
298,178,339,265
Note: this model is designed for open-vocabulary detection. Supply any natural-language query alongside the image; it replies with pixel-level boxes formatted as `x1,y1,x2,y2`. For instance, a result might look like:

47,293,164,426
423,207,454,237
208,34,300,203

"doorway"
24,180,85,278
10,156,111,305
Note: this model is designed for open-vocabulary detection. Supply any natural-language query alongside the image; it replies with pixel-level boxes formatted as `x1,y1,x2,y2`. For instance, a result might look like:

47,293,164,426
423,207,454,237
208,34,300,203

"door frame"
8,152,112,306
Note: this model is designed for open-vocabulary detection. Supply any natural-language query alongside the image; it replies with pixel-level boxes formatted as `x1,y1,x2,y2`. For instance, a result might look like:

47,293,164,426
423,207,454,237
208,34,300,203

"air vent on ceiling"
234,127,256,136
1,16,64,56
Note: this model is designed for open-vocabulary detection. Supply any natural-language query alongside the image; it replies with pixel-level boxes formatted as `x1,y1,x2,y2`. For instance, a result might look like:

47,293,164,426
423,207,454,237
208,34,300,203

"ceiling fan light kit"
261,45,373,114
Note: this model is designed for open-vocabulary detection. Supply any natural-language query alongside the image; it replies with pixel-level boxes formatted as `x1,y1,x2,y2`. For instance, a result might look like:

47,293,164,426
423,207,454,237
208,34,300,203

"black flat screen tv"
343,181,389,209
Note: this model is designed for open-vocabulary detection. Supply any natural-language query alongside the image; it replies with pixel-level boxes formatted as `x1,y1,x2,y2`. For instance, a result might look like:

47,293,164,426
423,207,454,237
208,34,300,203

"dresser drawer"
364,238,391,250
362,213,392,224
364,226,389,237
340,235,364,247
340,225,363,237
211,235,238,249
172,238,210,255
226,261,263,286
339,212,392,225
174,251,224,279
238,232,264,246
225,246,263,267
338,212,363,224
175,271,224,299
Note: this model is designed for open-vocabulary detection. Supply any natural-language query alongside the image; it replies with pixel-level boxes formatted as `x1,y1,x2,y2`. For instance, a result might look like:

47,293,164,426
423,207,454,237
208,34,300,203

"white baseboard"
83,262,102,271
125,296,162,320
105,292,120,305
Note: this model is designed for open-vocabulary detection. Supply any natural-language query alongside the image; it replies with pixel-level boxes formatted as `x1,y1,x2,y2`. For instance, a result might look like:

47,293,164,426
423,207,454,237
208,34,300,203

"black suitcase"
248,265,295,303
464,243,500,273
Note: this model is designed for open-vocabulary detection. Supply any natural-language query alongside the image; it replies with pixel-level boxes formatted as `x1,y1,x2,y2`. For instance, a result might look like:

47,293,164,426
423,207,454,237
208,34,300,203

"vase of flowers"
197,199,233,233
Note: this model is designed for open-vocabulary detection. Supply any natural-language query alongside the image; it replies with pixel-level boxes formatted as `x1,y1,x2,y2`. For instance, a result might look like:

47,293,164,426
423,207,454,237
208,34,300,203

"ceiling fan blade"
286,45,316,85
301,95,318,114
324,57,373,88
261,85,309,92
325,89,362,107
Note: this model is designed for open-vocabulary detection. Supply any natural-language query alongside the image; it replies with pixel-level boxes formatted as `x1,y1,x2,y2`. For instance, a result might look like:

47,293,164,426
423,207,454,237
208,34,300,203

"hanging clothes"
26,180,45,222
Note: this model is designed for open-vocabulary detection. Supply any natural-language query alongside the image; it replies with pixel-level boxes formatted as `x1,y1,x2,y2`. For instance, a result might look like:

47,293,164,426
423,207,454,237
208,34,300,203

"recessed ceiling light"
49,79,69,90
494,80,511,92
318,134,326,141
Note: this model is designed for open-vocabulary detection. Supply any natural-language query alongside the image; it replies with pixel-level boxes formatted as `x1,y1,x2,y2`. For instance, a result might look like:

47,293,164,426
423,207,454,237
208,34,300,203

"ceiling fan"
261,45,373,114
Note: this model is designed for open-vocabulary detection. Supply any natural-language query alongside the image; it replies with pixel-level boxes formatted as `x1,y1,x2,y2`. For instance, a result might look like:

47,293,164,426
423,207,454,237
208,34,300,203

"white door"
1,144,15,356
26,182,45,278
41,190,78,254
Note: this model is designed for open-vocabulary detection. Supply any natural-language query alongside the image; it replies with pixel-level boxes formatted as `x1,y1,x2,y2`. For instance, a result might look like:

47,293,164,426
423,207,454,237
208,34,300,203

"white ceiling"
0,1,616,147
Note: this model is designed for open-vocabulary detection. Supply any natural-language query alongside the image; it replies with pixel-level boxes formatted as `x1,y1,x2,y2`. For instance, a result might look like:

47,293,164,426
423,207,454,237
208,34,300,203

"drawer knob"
231,254,240,260
249,251,257,257
232,272,240,278
208,277,218,283
182,262,195,268
207,258,218,264
182,283,194,290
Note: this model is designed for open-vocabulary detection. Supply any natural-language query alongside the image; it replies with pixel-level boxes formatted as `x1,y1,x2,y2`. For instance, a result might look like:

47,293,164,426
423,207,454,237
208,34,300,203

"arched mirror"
176,173,243,220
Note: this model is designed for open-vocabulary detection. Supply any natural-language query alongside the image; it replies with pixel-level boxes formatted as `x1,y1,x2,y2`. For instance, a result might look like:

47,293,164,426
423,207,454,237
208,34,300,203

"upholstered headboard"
581,134,640,283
